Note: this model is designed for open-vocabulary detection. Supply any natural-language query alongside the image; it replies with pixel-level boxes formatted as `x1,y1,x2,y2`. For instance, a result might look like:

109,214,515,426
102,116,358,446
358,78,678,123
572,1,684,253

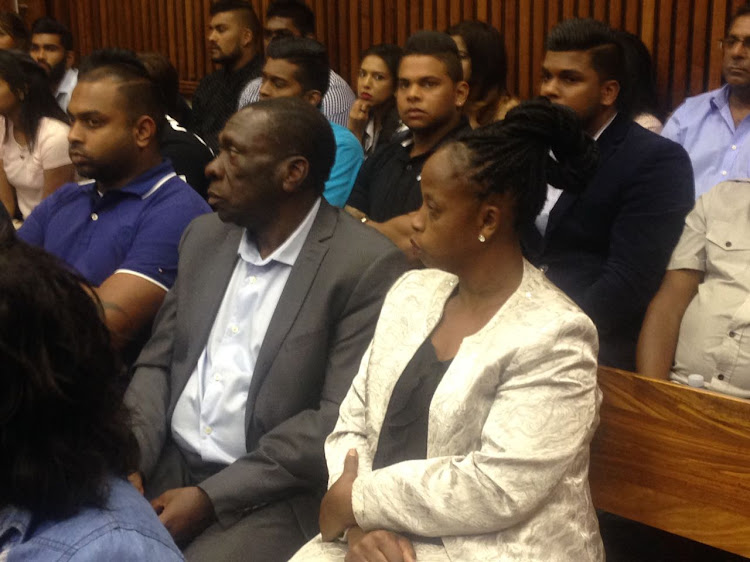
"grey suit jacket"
125,200,408,532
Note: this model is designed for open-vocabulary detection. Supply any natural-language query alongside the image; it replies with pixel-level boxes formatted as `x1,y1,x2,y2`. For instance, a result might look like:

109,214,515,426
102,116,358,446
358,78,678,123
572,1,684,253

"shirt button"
722,170,728,176
248,276,257,284
230,325,239,334
732,145,738,150
729,331,737,338
726,241,733,248
718,374,725,381
204,426,213,435
406,164,412,171
90,213,98,221
539,264,549,273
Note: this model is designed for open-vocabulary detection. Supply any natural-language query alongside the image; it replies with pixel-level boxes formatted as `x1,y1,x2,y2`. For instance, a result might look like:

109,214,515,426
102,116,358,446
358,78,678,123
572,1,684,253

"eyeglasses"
720,35,750,50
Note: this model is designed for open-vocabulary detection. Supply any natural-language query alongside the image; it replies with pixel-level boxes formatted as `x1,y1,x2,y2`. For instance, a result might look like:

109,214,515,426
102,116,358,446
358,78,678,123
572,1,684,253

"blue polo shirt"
18,160,210,289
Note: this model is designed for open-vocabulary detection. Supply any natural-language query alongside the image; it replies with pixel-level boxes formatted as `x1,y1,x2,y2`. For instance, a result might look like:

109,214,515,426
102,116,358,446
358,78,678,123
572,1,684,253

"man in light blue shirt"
662,3,750,197
258,36,363,207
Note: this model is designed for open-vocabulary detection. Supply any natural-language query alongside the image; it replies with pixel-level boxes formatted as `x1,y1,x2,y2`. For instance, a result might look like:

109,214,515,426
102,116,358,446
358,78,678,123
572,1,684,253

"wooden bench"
589,366,750,558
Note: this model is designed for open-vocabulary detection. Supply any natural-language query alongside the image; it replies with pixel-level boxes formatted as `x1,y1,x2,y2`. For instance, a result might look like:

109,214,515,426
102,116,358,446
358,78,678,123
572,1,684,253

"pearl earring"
478,234,486,243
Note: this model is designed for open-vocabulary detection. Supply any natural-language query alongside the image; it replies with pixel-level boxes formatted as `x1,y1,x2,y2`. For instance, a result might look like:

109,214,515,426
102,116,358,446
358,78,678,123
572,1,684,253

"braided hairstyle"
449,97,599,230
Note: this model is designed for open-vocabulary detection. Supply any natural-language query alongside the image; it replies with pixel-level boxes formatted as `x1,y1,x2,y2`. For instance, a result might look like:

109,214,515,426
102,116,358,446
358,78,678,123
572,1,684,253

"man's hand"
346,529,417,562
151,486,216,545
128,471,144,495
320,449,359,541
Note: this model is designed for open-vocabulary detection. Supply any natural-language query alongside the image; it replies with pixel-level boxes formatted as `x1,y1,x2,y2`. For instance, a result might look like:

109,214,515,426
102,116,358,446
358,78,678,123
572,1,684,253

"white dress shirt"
171,198,321,465
54,68,78,112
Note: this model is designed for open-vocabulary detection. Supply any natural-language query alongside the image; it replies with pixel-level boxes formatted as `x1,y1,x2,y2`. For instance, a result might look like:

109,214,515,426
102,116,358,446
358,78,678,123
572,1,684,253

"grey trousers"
146,440,313,562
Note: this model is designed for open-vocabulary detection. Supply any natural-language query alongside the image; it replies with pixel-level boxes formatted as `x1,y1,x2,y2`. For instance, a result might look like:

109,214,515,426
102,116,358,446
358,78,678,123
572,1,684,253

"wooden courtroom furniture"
589,366,750,558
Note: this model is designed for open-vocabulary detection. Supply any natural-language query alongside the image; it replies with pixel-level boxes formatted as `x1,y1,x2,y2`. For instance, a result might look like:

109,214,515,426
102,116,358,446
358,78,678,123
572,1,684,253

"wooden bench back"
589,366,750,557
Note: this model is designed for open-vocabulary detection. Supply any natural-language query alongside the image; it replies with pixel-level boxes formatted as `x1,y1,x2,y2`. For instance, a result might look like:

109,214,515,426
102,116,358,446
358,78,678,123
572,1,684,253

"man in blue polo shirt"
19,50,210,355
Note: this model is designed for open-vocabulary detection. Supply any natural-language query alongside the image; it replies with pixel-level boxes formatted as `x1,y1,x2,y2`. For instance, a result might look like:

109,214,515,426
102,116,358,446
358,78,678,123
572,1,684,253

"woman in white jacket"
292,99,604,562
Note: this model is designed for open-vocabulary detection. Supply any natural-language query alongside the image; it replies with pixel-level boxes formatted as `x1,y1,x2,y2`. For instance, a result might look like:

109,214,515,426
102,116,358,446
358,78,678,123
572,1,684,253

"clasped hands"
320,449,416,562
128,471,215,546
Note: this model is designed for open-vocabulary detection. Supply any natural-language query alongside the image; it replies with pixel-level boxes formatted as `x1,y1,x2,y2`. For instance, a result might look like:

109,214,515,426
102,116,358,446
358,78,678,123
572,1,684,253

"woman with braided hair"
290,98,604,562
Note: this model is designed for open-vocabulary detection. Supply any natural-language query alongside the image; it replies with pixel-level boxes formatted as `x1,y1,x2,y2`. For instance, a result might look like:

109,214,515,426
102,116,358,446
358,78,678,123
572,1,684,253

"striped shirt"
238,69,356,127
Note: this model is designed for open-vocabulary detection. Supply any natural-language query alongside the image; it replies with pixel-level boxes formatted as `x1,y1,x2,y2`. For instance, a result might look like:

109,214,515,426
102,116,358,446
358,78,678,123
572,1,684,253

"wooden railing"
590,366,750,558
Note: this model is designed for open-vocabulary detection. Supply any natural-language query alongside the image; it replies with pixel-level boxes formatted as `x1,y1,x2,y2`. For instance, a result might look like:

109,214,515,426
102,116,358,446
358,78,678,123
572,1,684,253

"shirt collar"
82,160,177,199
592,112,618,140
0,505,33,546
238,197,321,267
55,68,78,97
709,84,732,111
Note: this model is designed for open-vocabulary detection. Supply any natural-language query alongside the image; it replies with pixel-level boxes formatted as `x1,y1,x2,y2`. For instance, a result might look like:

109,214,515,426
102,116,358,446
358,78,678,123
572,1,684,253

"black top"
372,337,452,471
347,120,468,222
188,55,263,153
160,117,214,199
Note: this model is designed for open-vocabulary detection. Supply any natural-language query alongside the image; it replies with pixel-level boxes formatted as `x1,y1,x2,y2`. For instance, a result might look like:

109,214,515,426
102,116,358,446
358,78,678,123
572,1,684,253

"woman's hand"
319,449,359,541
346,529,416,562
347,100,372,142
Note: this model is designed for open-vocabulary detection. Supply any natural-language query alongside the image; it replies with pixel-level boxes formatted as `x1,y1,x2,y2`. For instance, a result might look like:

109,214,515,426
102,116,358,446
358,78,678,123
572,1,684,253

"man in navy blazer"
124,98,407,561
525,18,694,370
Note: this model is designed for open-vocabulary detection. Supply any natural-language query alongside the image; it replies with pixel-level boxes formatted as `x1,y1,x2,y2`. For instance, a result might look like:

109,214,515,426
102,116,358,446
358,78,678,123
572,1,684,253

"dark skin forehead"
221,108,277,151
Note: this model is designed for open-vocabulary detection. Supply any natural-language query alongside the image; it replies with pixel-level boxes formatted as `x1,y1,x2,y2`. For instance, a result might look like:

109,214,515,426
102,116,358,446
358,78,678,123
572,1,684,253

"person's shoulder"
624,119,691,159
38,116,70,135
147,173,210,207
327,205,398,254
330,122,362,148
34,477,182,560
675,87,720,112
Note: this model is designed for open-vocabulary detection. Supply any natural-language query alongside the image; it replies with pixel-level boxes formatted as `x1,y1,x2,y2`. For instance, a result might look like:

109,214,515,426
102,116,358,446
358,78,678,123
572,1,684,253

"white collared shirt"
55,68,78,112
535,113,617,235
171,198,322,465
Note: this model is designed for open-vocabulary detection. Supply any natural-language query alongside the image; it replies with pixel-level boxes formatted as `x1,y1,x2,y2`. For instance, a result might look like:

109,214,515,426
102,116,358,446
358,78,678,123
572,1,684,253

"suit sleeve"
198,247,408,528
350,315,600,537
124,219,198,477
577,139,695,342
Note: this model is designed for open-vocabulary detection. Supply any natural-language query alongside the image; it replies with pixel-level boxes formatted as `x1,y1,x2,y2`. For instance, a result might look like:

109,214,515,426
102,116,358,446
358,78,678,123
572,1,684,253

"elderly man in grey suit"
124,97,407,562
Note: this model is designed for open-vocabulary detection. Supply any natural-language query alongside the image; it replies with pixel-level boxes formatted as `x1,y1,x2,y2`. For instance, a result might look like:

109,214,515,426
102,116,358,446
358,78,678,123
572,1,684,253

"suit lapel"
183,223,243,382
244,202,337,427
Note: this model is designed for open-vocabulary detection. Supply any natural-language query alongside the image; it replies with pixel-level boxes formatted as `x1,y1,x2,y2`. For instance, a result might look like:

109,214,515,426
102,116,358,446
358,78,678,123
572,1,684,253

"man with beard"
345,31,469,260
662,2,750,197
29,17,77,112
190,0,263,152
17,50,210,357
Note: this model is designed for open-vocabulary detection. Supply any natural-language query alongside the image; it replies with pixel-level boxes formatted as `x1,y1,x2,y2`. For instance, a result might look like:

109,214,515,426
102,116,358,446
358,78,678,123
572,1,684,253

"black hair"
729,2,750,29
447,20,509,100
245,97,335,194
0,12,29,51
0,237,139,519
30,16,73,51
616,30,661,120
545,18,626,111
361,43,403,87
266,36,330,97
78,49,166,136
0,50,68,150
138,51,179,119
266,0,315,37
210,0,262,50
448,97,598,230
403,30,463,83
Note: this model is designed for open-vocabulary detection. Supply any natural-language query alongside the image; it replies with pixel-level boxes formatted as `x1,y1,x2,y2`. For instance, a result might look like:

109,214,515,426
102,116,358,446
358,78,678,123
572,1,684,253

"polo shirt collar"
83,160,177,200
0,505,33,546
239,197,321,267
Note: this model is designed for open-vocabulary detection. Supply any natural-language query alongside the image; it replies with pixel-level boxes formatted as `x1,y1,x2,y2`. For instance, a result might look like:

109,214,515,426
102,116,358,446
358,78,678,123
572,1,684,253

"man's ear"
241,28,254,50
65,50,75,70
132,115,157,148
280,155,310,193
302,90,322,108
600,79,620,109
455,80,470,109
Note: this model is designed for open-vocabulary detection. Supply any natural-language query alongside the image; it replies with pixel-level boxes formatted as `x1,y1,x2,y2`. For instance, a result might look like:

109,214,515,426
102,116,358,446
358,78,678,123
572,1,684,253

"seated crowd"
1,0,749,560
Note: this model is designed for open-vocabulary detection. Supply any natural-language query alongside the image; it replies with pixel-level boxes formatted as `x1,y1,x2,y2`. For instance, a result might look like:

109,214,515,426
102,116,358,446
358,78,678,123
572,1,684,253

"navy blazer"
523,113,695,370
